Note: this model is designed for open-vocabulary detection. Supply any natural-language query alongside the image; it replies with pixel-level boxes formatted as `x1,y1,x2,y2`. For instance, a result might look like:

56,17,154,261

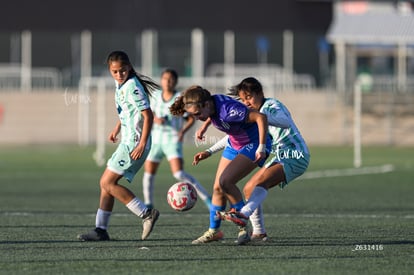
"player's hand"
108,131,119,143
153,116,166,125
178,130,184,143
254,151,266,164
195,127,207,141
254,144,266,164
192,151,211,165
130,144,145,160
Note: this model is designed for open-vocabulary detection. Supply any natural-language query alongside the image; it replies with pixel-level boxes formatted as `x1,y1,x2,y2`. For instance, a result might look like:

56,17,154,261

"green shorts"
146,141,183,163
107,142,151,183
265,152,310,188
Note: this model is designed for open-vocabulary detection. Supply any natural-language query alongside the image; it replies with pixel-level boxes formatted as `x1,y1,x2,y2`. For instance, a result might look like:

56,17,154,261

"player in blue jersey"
78,51,160,241
170,85,272,245
214,77,310,243
143,69,211,210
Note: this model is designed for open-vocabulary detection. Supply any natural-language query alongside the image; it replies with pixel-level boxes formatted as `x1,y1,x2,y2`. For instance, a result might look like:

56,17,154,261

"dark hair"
107,51,160,96
228,77,263,98
170,85,212,116
162,68,178,83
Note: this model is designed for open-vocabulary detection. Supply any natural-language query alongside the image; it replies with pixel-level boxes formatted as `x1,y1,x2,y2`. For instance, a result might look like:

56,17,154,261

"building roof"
327,10,414,44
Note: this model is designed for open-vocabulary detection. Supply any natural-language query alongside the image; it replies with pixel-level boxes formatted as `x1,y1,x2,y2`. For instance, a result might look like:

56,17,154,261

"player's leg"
192,157,230,244
142,143,163,209
219,153,257,209
169,157,211,209
220,163,284,228
143,160,160,209
79,144,160,241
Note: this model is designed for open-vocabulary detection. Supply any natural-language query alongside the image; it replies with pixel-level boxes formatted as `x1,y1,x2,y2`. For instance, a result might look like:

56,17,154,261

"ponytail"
170,95,185,116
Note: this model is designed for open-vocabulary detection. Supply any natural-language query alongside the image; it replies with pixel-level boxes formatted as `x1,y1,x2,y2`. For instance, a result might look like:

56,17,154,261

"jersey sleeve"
126,81,151,111
261,100,290,128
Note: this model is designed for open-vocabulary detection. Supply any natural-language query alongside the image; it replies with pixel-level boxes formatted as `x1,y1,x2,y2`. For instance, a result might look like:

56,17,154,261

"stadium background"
0,1,413,274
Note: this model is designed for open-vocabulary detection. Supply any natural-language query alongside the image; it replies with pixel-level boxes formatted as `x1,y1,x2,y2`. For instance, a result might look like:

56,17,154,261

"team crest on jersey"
133,88,140,95
229,109,244,118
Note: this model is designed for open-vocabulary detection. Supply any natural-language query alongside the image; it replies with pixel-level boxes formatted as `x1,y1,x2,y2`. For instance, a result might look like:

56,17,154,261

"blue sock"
209,204,225,230
230,200,245,211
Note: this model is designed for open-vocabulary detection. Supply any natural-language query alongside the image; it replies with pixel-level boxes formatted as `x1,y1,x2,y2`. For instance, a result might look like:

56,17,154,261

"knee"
212,183,223,196
218,176,232,193
100,176,114,193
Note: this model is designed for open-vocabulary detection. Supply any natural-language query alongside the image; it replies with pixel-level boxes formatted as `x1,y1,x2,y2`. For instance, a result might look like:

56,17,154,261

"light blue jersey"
150,90,184,144
260,98,310,186
107,76,152,182
115,76,151,146
260,98,309,157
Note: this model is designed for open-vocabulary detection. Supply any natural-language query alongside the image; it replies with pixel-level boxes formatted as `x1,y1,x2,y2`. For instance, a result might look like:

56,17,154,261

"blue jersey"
210,95,262,150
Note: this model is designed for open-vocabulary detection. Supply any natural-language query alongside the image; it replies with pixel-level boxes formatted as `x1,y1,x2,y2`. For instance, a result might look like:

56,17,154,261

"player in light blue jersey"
78,51,160,242
218,77,310,243
143,69,211,210
170,85,271,245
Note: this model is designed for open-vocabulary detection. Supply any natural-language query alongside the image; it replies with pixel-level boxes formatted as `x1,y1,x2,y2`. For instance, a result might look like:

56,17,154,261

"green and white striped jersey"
260,98,309,155
150,90,185,144
114,76,151,146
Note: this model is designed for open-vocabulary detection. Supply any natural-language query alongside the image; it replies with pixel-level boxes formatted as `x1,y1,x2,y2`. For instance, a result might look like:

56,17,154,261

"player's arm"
192,135,228,165
246,110,268,163
195,117,211,140
109,120,121,143
264,107,290,128
130,108,153,160
178,114,195,142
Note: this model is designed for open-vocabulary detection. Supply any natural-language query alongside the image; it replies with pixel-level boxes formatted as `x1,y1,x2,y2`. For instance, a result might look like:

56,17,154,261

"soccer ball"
167,182,197,211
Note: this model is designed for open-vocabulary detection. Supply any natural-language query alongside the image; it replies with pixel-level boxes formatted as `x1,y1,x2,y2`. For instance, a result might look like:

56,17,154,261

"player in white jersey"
198,77,310,244
143,69,211,209
78,51,160,242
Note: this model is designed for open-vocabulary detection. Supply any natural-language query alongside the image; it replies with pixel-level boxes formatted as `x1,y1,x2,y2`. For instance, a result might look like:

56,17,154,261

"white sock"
95,208,112,230
173,170,210,202
142,172,155,205
240,186,268,217
126,197,147,218
250,204,266,235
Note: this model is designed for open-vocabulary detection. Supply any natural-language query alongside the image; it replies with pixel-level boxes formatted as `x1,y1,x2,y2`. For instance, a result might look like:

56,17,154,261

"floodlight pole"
21,30,32,92
353,80,362,168
191,28,205,80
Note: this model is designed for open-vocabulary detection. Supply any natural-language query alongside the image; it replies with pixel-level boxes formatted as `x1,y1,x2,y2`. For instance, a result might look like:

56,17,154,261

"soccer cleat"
236,226,251,245
218,209,248,227
77,228,110,241
141,208,160,240
250,233,269,242
191,229,224,244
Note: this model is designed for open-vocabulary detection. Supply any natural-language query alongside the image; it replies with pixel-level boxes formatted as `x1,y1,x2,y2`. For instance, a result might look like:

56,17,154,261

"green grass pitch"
0,145,413,274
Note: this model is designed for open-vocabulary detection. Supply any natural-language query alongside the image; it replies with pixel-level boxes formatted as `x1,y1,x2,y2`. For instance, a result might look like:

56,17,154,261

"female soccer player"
204,77,310,243
170,85,271,245
142,69,211,209
78,51,160,241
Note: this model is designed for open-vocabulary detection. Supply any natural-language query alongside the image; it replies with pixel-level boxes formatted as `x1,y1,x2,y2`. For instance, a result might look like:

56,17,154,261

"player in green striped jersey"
143,69,211,210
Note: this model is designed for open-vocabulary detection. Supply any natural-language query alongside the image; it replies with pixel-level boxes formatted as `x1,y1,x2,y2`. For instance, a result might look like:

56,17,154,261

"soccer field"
0,145,413,274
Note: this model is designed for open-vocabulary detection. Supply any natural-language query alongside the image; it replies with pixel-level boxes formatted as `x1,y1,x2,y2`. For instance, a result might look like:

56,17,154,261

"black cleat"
78,228,110,241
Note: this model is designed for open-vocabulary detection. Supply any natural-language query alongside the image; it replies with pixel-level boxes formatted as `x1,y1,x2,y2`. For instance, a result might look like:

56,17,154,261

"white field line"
1,212,412,219
299,164,395,180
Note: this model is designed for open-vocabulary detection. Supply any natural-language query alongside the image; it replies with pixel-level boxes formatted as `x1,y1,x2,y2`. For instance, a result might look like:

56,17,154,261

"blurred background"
1,0,413,158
